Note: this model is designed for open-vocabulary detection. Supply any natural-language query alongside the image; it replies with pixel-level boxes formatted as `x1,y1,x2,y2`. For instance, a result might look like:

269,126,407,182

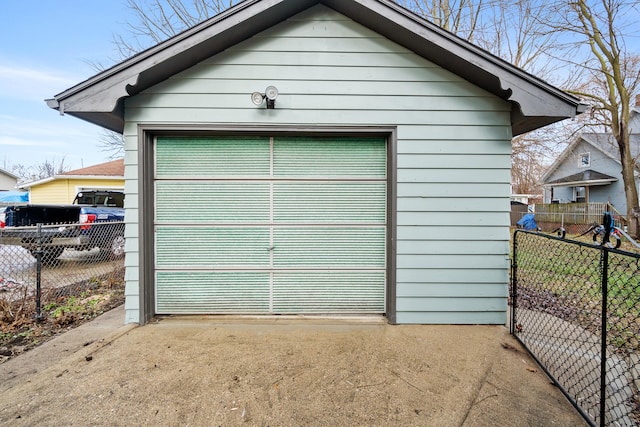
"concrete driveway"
0,307,586,426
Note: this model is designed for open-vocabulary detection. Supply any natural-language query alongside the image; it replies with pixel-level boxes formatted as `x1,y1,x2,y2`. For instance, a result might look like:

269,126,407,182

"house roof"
19,159,125,189
543,169,618,187
541,132,640,184
45,0,585,136
584,133,640,164
60,158,124,177
0,168,19,181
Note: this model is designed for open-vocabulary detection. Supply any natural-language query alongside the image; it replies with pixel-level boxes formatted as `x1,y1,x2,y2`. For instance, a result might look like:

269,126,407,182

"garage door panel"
156,136,271,178
154,135,387,315
156,182,270,223
273,271,385,313
274,137,386,177
156,271,270,314
273,182,386,223
156,227,271,268
273,227,386,268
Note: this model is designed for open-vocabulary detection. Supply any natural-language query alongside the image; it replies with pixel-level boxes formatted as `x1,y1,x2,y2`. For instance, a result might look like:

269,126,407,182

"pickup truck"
0,191,125,263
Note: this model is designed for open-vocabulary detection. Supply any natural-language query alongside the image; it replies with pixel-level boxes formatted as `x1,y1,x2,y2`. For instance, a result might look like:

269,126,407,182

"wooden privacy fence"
535,203,609,223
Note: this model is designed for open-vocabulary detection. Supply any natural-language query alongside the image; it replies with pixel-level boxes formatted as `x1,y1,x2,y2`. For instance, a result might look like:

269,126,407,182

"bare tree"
114,0,239,58
482,0,570,199
396,0,487,41
511,125,578,197
98,131,126,159
10,158,70,184
548,0,640,238
405,0,570,198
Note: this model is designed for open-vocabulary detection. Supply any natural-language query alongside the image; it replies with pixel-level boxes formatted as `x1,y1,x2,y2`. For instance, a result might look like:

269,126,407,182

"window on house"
575,186,586,203
579,152,590,167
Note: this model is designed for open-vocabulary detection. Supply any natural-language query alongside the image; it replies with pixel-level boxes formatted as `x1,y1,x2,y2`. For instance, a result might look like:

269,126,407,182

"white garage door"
154,135,387,314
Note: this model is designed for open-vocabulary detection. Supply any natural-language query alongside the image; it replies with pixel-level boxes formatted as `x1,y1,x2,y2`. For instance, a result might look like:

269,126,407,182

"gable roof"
540,133,640,184
45,0,585,136
60,158,124,177
0,168,19,181
19,159,125,190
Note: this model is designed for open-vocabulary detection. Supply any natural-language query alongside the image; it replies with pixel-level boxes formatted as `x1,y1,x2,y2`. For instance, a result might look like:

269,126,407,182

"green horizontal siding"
398,139,510,155
397,154,511,169
397,169,511,183
396,297,507,312
397,197,509,213
177,62,459,80
130,94,507,114
397,283,507,298
395,311,507,324
396,268,508,283
396,254,508,269
144,79,493,99
126,109,511,130
397,183,509,198
397,126,511,141
396,240,509,255
396,226,510,241
397,212,509,227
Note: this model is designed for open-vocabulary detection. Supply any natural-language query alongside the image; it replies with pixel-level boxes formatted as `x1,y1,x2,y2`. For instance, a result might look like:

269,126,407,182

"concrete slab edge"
75,323,139,361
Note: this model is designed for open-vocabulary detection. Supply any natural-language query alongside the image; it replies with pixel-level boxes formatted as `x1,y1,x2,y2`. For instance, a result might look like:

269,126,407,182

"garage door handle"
268,246,275,251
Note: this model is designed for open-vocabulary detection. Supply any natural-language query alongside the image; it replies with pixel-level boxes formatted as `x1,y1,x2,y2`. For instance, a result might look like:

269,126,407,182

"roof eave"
542,178,617,188
0,168,20,180
56,175,125,180
18,176,56,189
18,175,124,190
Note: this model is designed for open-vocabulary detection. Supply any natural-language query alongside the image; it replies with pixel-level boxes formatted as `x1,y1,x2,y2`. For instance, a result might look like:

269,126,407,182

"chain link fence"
511,230,640,426
0,221,125,329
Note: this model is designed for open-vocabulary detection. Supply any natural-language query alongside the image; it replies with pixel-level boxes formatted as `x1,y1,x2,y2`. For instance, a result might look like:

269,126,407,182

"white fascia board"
542,178,617,188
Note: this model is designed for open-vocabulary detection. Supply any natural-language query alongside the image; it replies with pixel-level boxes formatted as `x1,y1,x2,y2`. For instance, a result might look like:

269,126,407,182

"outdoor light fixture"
251,85,279,109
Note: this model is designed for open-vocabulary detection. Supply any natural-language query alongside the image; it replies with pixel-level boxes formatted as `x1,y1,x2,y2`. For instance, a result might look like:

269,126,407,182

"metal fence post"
599,248,608,427
510,230,519,335
34,223,44,322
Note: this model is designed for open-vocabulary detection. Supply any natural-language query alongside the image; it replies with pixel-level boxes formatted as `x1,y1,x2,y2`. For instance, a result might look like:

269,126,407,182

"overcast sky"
0,1,130,172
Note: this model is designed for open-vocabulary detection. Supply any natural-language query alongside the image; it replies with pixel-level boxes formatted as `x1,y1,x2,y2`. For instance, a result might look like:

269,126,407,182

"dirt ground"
0,277,124,361
0,316,587,426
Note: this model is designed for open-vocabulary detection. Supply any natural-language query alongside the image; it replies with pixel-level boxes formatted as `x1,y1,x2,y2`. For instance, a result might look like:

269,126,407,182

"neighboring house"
45,0,584,325
0,168,18,191
19,159,124,204
541,102,640,214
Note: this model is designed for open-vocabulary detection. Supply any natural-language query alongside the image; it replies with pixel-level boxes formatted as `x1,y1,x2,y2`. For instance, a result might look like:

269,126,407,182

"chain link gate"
511,230,640,426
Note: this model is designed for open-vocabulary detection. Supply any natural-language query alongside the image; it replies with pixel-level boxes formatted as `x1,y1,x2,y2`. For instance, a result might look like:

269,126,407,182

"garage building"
46,0,584,324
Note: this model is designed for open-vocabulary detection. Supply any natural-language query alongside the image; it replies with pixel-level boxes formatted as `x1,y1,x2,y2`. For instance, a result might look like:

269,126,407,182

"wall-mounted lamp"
251,86,278,109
